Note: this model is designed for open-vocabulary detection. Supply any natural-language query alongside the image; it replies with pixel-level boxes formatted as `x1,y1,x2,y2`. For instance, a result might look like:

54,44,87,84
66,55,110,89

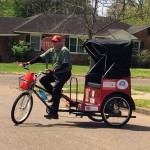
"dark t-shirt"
40,46,72,73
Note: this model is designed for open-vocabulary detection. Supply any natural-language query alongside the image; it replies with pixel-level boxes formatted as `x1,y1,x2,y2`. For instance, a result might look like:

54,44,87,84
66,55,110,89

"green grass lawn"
130,68,150,78
132,86,150,93
0,63,89,75
0,63,150,78
134,100,150,109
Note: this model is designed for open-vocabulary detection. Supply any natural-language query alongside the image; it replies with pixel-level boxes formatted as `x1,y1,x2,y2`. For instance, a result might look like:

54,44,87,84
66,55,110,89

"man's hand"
45,69,49,73
49,68,55,72
19,62,30,68
45,68,55,73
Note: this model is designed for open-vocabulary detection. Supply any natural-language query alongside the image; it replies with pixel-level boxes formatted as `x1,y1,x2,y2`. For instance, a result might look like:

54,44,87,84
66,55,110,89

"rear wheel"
11,92,33,125
101,94,132,127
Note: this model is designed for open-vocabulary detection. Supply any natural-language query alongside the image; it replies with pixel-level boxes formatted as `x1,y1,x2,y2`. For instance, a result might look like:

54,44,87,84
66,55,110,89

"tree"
13,0,53,17
107,0,150,25
0,0,14,16
0,0,5,16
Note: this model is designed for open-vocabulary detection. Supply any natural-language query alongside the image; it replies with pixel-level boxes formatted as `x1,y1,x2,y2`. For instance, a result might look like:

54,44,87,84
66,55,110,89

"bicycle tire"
11,92,33,125
101,94,132,128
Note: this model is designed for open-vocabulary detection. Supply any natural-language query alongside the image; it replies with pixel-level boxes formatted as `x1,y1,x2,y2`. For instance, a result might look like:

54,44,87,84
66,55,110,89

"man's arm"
28,56,42,64
54,63,68,72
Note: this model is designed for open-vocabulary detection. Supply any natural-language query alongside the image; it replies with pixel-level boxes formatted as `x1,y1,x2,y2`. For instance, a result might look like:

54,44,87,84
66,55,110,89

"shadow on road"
14,121,107,129
14,122,150,131
121,124,150,131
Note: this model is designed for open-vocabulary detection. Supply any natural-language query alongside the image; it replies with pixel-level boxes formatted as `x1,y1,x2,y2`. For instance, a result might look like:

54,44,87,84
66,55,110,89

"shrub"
131,49,150,68
11,41,33,62
131,55,139,67
139,49,150,68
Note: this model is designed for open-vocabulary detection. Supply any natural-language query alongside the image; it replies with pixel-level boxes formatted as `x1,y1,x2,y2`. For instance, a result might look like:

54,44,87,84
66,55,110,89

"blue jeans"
40,71,71,114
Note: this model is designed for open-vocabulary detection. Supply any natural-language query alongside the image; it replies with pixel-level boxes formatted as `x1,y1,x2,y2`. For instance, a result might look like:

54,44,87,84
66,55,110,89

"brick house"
127,26,150,54
0,13,149,64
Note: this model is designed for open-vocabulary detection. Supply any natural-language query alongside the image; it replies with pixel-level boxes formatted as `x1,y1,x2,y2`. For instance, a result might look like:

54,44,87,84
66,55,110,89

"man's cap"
51,35,62,42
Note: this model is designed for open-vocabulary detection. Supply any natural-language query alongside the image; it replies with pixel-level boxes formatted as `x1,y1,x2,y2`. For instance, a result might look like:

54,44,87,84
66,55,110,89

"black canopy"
84,39,132,68
84,39,133,79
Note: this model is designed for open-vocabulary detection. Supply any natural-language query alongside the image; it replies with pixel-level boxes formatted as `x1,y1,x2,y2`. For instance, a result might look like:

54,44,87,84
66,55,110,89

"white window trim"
69,37,85,53
30,35,42,51
132,40,141,54
69,37,77,53
132,40,141,55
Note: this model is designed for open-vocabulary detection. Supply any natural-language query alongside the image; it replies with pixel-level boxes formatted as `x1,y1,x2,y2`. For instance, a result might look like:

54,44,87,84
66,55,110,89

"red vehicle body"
72,39,136,127
81,77,132,111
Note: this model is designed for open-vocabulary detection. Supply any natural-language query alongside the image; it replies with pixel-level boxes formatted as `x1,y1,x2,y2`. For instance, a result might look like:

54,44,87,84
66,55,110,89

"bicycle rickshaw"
11,39,136,127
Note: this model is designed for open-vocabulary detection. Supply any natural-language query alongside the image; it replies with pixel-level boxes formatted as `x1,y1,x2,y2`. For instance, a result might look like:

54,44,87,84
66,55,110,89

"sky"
91,0,113,16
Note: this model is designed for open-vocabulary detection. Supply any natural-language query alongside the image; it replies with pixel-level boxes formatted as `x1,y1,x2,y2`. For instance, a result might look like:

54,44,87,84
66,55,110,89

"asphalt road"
0,74,150,150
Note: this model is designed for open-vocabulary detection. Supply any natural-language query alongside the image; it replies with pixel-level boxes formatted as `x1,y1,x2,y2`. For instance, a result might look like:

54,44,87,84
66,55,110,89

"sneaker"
44,113,59,119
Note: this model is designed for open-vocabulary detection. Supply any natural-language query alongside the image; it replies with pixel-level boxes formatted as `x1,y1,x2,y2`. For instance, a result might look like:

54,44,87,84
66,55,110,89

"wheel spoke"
14,98,31,121
102,95,132,127
11,93,33,124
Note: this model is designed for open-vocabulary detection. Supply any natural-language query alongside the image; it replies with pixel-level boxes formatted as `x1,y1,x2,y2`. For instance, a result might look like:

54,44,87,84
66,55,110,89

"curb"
135,107,150,115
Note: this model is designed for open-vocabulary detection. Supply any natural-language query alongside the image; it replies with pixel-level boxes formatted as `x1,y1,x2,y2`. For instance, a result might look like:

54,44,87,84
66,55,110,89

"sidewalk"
132,91,150,115
132,90,150,100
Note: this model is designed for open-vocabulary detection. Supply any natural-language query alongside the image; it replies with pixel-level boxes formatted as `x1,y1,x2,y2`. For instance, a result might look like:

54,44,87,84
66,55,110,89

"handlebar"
19,63,48,78
23,65,29,70
19,62,29,70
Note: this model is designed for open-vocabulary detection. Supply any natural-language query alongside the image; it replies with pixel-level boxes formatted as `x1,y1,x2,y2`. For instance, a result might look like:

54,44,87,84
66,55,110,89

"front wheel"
101,94,132,127
11,92,33,125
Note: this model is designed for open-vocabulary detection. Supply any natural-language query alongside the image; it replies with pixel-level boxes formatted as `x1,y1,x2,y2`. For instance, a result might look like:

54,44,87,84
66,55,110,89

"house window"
132,41,141,55
69,38,84,53
77,38,84,53
30,36,41,51
70,38,76,52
